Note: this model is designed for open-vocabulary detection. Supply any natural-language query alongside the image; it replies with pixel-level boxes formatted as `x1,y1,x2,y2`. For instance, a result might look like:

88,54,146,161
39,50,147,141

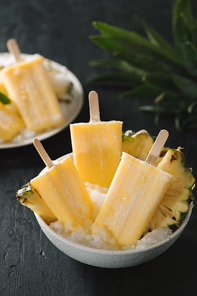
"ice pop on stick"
1,39,64,132
91,130,175,248
70,91,123,188
31,139,93,229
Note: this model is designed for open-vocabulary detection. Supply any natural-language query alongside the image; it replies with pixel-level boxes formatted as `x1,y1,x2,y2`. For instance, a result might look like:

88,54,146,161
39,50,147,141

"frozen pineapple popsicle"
1,39,64,132
31,139,93,229
70,91,122,188
92,130,175,248
0,101,23,142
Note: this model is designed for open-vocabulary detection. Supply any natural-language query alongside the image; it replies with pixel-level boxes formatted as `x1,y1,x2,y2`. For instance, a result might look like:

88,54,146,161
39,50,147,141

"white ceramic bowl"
34,154,193,268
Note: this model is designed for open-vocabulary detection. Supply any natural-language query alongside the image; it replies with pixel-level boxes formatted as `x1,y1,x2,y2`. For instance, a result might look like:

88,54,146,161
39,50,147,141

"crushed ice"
49,183,172,251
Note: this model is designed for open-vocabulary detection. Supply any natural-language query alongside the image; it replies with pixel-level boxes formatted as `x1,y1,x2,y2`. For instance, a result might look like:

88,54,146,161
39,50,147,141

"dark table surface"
0,1,197,295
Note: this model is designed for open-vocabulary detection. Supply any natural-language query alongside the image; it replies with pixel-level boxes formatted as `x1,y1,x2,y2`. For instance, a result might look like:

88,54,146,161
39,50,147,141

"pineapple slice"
0,81,18,113
122,131,195,230
0,101,23,142
0,81,23,142
149,148,195,230
122,129,154,160
122,129,169,163
17,183,57,225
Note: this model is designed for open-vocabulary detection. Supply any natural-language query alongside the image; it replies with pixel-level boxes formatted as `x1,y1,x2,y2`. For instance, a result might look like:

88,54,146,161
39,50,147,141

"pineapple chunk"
0,101,23,142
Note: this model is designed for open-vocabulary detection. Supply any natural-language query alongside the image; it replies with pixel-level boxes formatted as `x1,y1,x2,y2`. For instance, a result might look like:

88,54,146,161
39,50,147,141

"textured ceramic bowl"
34,154,193,268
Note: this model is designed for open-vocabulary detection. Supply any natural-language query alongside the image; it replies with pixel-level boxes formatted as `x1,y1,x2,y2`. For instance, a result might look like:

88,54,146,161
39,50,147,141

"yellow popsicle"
70,91,122,188
31,139,93,229
92,130,175,248
1,54,64,132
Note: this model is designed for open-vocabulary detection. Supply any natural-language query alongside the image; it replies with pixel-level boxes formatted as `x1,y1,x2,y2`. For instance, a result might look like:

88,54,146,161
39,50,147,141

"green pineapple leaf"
188,100,197,113
138,104,172,113
173,12,192,57
121,83,162,98
86,72,141,86
142,21,176,53
171,73,197,96
145,73,177,91
181,41,197,77
88,0,197,130
0,92,11,104
92,22,183,67
175,113,197,130
192,14,197,46
89,53,178,73
89,59,137,72
173,0,193,32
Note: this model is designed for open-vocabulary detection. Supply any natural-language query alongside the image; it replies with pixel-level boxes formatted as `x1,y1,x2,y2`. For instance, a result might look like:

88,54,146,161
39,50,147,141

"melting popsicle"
31,139,93,229
70,91,123,188
91,130,175,248
1,39,64,132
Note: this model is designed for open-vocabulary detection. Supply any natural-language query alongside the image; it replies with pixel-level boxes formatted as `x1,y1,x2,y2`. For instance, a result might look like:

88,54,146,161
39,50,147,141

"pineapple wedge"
122,129,154,160
0,101,23,142
149,148,195,230
0,80,23,142
0,81,19,114
17,183,57,225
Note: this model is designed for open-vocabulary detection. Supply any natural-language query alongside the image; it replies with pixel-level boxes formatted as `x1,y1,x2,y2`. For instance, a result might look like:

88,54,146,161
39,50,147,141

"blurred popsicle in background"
1,39,64,132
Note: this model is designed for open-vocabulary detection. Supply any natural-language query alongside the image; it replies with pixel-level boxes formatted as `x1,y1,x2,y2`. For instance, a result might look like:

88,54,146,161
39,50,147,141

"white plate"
0,53,84,149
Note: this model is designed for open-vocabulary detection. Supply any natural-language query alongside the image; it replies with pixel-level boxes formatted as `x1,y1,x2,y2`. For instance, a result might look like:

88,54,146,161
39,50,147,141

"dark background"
0,1,197,295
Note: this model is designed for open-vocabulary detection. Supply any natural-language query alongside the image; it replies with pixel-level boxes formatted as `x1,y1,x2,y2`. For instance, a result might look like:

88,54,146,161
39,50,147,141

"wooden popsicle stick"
89,90,100,122
7,39,22,63
33,138,54,169
145,129,169,165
